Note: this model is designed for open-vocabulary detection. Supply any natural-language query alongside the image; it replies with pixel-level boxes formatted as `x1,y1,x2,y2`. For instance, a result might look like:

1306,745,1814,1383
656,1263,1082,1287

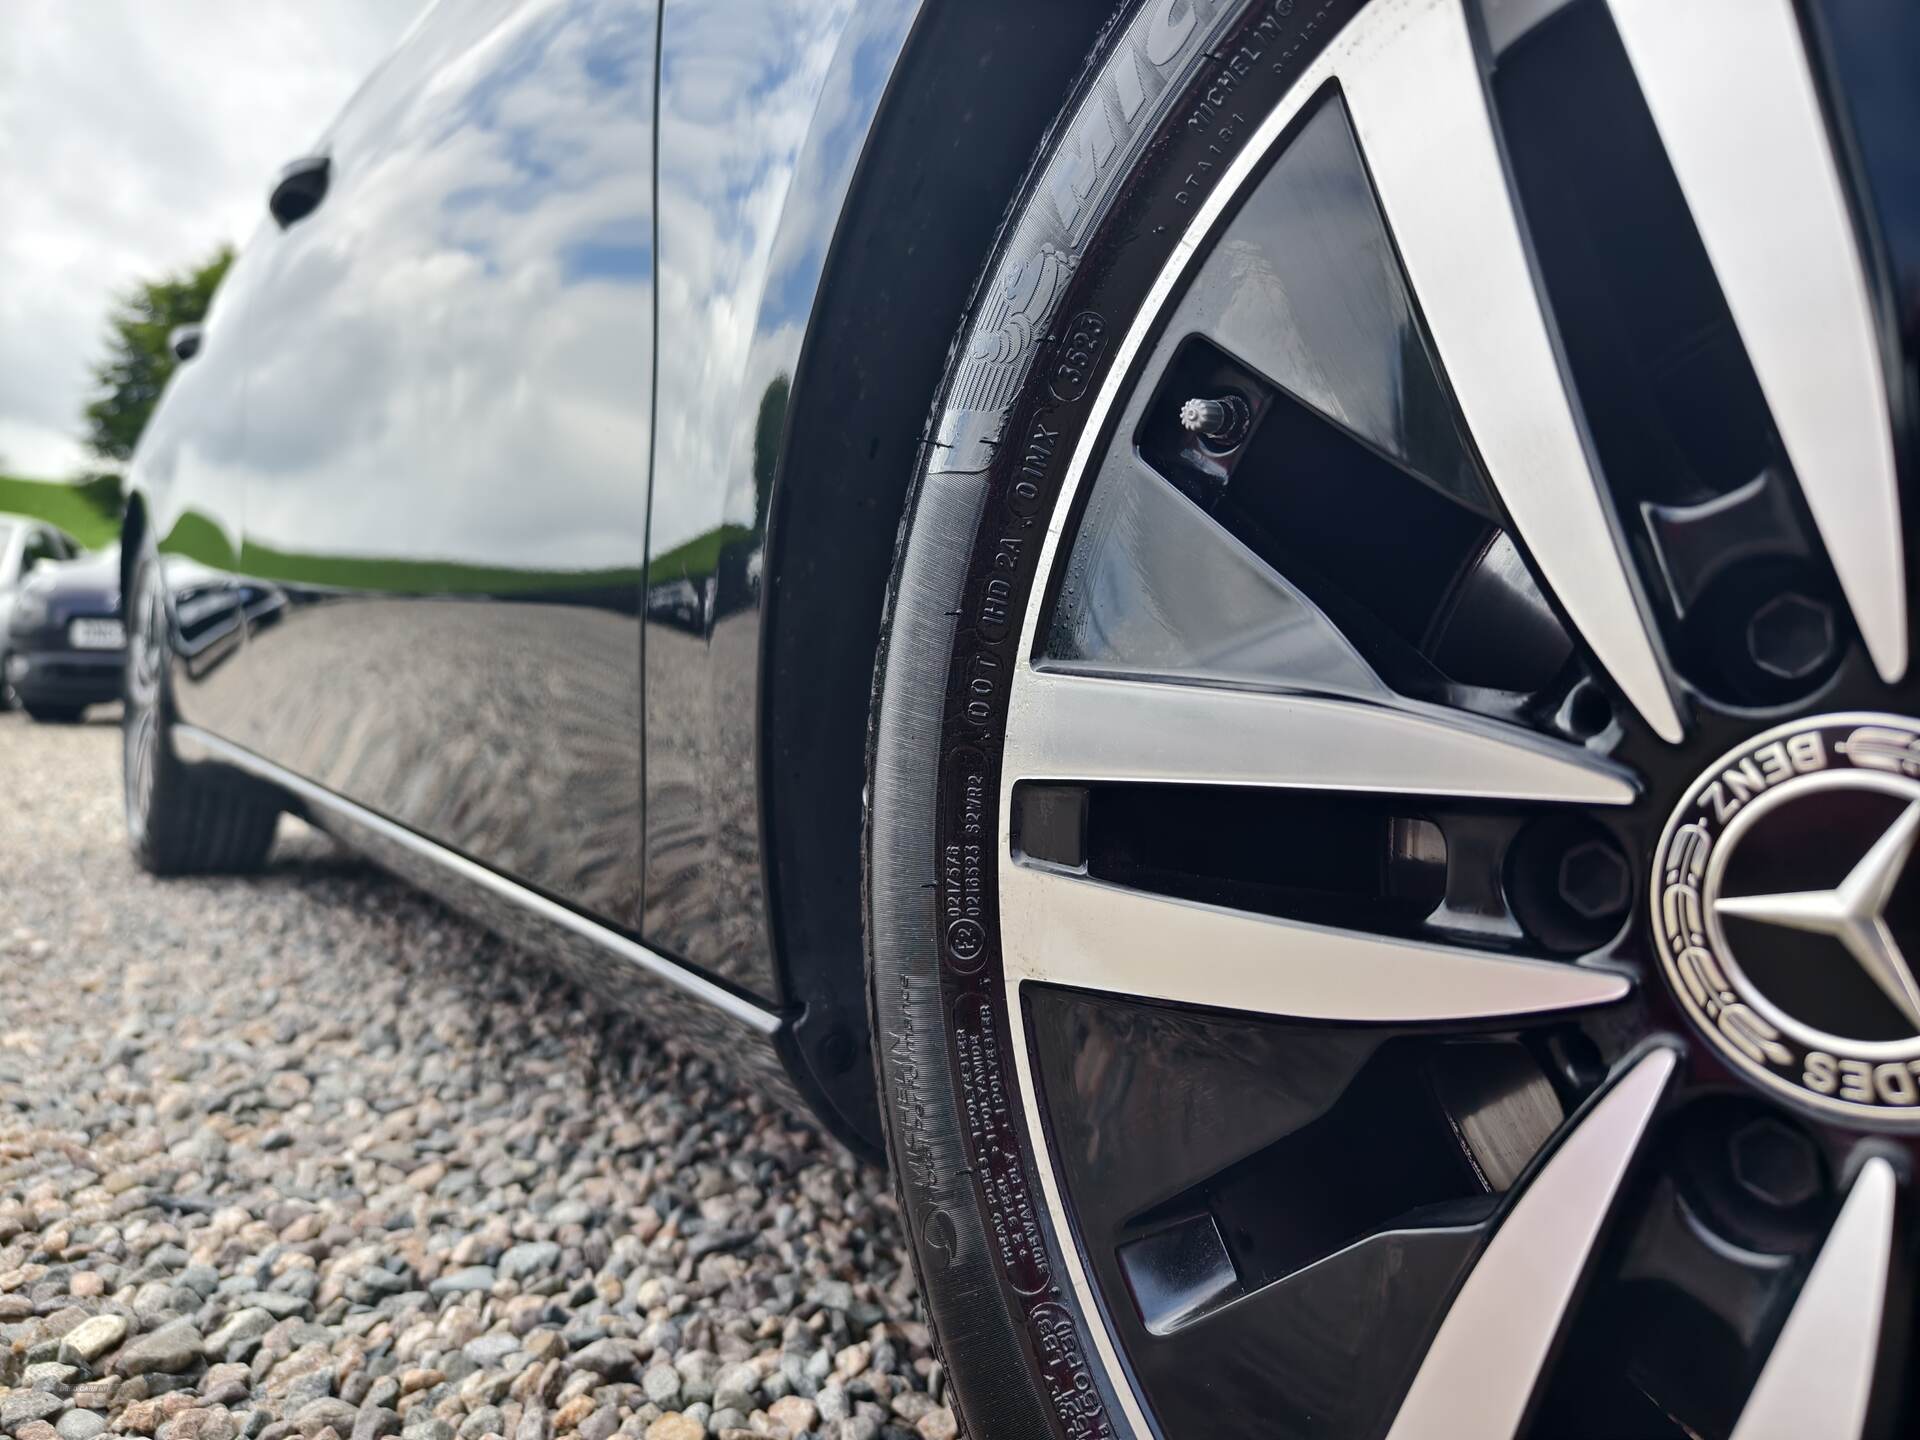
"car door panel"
218,0,657,932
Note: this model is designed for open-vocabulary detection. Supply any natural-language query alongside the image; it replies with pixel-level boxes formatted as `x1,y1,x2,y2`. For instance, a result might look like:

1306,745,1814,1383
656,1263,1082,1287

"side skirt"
173,725,804,1112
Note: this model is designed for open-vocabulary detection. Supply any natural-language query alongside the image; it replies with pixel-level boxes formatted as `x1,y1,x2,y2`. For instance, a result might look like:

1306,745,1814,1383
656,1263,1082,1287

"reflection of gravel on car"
0,714,958,1440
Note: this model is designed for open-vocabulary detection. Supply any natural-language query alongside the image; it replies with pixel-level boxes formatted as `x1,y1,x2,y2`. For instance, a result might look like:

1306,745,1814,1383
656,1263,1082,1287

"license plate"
68,618,125,650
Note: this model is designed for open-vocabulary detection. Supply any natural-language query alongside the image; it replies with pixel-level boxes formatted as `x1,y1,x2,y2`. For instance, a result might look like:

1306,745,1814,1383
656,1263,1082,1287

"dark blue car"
5,542,122,722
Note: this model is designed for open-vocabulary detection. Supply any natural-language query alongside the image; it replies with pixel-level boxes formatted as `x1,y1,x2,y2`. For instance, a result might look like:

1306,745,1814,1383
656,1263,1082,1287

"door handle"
269,155,331,229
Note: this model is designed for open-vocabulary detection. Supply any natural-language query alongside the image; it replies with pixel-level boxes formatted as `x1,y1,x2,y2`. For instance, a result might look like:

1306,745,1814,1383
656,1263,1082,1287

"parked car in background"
0,517,84,711
5,542,124,722
112,1,1920,1436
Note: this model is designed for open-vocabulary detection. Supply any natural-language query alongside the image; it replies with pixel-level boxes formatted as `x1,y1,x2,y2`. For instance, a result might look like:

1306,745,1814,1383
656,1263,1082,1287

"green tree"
83,245,233,464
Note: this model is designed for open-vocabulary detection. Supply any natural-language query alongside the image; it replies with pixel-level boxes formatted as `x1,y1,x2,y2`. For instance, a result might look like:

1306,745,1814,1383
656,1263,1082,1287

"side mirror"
169,325,204,363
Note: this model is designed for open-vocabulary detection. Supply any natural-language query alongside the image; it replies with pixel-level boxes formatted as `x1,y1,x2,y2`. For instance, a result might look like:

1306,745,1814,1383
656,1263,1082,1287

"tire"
867,3,1349,1434
26,704,86,724
124,543,279,875
869,0,1920,1436
0,653,16,713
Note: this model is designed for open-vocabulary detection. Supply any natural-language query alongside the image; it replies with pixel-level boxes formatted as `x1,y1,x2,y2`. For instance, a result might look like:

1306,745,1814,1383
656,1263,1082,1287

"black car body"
6,544,124,720
121,0,1118,1148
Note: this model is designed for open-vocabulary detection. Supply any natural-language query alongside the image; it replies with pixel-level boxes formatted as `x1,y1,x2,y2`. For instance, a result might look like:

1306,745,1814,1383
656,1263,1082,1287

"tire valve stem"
1178,394,1248,449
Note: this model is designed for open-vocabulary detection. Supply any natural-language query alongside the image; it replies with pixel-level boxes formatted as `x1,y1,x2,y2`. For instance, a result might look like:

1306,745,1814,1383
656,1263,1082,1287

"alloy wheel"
124,565,165,839
991,1,1918,1436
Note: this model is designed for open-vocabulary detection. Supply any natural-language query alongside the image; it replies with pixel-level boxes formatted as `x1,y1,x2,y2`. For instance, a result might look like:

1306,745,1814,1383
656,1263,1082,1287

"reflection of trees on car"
158,503,762,640
85,247,233,464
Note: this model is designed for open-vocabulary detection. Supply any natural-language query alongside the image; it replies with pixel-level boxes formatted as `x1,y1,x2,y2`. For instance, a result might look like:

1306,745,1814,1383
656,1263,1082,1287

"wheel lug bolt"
1555,838,1631,923
1730,1117,1822,1209
1178,394,1248,447
1746,591,1837,681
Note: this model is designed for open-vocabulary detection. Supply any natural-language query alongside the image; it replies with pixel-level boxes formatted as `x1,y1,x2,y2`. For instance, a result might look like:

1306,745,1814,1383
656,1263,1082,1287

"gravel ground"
0,710,953,1440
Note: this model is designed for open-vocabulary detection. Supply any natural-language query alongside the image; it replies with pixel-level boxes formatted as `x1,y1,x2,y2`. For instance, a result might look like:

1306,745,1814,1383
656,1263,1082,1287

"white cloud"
0,0,425,477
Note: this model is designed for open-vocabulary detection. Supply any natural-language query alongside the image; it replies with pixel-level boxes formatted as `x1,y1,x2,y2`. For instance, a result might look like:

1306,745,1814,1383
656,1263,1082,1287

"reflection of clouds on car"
237,0,654,575
649,0,915,555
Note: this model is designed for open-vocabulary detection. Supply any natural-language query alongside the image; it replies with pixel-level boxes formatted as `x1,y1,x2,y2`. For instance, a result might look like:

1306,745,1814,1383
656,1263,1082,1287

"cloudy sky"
0,0,426,478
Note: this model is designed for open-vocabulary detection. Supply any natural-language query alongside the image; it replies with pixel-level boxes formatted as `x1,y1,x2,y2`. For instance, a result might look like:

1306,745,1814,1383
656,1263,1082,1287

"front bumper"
6,648,124,708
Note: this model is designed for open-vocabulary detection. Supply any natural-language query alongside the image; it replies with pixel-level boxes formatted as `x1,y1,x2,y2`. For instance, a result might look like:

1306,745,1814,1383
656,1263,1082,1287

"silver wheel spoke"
1730,1155,1898,1440
1006,667,1636,805
1385,1048,1677,1440
1340,0,1683,742
1609,0,1905,683
1001,867,1629,1022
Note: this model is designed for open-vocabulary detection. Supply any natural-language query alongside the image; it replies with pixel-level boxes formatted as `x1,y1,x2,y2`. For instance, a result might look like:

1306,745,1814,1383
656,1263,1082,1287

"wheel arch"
759,0,1124,1153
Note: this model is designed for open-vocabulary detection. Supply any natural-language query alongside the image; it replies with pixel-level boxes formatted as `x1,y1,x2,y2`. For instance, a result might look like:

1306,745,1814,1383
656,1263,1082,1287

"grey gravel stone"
2,1393,67,1430
346,1409,399,1440
54,1413,108,1440
638,1367,679,1408
710,1364,758,1414
115,1321,204,1377
203,1312,274,1363
234,1296,309,1322
565,1343,631,1383
461,1337,518,1370
426,1269,493,1299
496,1245,559,1283
58,1315,130,1366
293,1399,358,1437
25,1362,82,1393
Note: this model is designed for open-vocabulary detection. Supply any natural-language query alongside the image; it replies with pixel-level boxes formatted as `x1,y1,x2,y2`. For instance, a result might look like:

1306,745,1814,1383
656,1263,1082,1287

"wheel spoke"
1730,1155,1898,1440
1384,1047,1677,1440
1339,0,1683,741
1609,0,1905,683
1001,867,1629,1022
1006,668,1636,805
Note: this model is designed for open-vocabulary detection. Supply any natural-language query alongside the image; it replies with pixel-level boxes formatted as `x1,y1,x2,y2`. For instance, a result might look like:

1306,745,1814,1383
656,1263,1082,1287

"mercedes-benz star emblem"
1653,713,1920,1123
1714,800,1920,1031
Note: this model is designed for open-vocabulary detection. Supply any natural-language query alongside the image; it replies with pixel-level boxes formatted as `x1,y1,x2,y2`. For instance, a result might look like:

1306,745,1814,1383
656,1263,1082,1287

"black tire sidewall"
124,543,278,876
866,1,1369,1436
125,545,181,870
